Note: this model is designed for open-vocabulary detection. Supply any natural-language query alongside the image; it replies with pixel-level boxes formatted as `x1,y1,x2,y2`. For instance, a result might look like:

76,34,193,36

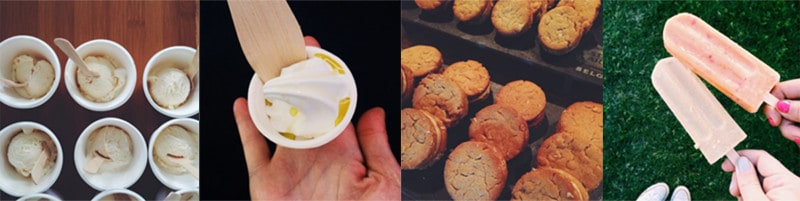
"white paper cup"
91,189,145,201
148,118,199,190
143,46,199,118
0,122,63,197
74,117,147,191
17,192,61,201
64,39,136,112
0,35,61,109
247,46,358,149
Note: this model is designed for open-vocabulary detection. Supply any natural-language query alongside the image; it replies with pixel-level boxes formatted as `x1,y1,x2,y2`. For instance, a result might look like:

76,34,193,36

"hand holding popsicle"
721,150,800,200
763,79,800,144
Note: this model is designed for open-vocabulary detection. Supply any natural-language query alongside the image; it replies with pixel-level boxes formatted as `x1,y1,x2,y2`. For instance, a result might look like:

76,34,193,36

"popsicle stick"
725,149,740,166
169,157,199,179
30,149,48,185
763,93,779,107
83,154,106,174
228,0,307,83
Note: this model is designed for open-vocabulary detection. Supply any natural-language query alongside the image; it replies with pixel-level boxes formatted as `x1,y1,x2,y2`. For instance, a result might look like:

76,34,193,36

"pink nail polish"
768,117,777,127
777,101,791,113
794,138,800,145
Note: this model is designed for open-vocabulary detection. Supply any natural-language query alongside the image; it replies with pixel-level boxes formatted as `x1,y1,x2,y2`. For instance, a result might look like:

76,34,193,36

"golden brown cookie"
491,0,535,37
556,0,601,31
537,131,603,191
469,104,529,160
444,141,507,201
401,65,415,102
401,108,448,170
401,45,443,79
413,74,469,128
495,80,547,127
538,6,583,55
415,0,449,11
511,167,590,201
442,60,491,103
557,101,603,149
453,0,493,24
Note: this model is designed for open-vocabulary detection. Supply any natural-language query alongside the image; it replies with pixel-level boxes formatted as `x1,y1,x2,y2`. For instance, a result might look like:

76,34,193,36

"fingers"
233,97,271,175
775,100,800,122
764,98,782,127
729,174,739,197
304,36,320,48
733,157,769,200
356,107,400,180
778,120,800,144
773,79,800,100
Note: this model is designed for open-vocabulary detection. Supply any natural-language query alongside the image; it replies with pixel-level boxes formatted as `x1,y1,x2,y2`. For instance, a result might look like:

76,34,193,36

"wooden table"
0,1,197,200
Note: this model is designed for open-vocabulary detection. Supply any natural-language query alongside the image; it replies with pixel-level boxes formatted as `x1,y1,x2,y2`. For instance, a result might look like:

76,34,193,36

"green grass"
604,1,800,200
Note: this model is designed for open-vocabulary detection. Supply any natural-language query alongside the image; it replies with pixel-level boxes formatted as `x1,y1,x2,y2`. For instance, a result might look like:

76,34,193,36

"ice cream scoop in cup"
0,122,63,197
149,118,199,190
75,118,146,191
247,46,357,149
0,35,61,109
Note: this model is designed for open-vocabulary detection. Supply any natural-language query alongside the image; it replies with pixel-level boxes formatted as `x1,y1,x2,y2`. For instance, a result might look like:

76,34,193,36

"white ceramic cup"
143,46,199,118
0,35,62,109
0,122,63,197
148,118,199,190
247,46,358,149
16,192,62,201
74,117,147,191
91,189,145,201
64,39,136,112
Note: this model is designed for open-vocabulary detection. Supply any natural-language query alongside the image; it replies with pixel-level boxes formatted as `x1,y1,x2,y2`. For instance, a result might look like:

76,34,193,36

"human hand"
721,149,800,200
763,79,800,144
231,36,400,200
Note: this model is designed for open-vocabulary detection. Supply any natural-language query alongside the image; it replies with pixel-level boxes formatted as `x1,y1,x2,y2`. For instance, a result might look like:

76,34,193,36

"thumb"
775,100,800,122
735,157,769,201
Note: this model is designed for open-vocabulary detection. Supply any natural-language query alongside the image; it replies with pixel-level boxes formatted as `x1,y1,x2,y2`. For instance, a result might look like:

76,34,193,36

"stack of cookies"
538,0,602,55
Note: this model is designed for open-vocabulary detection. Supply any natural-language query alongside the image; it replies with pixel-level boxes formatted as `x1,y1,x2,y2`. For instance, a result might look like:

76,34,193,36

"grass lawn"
604,1,800,200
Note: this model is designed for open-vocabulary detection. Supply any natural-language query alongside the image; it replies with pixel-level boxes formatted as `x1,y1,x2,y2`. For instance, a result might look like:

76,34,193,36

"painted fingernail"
768,117,777,127
794,137,800,145
777,100,791,113
736,157,752,174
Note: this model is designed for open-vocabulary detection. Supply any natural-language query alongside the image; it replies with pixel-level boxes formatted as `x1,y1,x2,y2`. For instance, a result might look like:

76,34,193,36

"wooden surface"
0,1,197,199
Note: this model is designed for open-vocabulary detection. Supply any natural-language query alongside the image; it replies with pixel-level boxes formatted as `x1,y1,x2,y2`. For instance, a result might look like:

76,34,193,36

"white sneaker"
636,182,669,201
670,185,691,201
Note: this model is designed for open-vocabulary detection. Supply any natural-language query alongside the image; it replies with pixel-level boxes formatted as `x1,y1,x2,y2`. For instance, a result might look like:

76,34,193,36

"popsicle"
652,57,742,164
663,13,779,113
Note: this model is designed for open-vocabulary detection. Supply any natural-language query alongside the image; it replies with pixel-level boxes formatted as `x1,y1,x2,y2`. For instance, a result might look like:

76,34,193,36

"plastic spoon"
54,38,99,78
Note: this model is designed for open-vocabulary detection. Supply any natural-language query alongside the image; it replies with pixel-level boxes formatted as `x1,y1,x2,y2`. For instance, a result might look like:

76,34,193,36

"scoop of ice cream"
86,126,132,172
154,125,198,175
7,129,56,178
77,56,125,102
262,57,353,139
148,67,191,109
98,193,137,201
12,54,55,99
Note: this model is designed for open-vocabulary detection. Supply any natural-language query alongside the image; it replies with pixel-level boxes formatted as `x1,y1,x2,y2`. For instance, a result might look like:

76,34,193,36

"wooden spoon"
1,78,26,88
29,143,49,185
166,154,199,179
228,0,307,83
54,38,99,77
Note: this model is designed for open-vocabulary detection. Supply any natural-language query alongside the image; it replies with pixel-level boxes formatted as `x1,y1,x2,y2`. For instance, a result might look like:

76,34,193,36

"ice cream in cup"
0,122,63,197
75,117,147,191
247,46,357,149
149,118,199,190
16,192,62,201
91,189,145,201
0,35,61,109
64,39,136,112
144,46,199,118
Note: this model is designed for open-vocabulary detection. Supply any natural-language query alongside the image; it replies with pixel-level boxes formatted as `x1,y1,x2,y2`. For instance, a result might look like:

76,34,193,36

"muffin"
401,108,448,170
442,60,491,103
413,74,469,128
495,80,547,127
538,6,583,55
511,167,590,201
556,0,602,31
537,131,602,191
557,101,603,149
469,104,529,160
444,141,507,201
491,0,535,37
415,0,450,11
453,0,493,24
401,45,443,79
401,65,415,102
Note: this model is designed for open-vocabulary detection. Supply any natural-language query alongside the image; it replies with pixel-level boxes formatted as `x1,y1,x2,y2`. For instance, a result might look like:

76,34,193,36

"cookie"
415,0,449,11
556,0,601,31
401,45,443,79
442,60,491,103
537,131,603,190
469,104,529,160
511,167,590,201
557,101,603,149
444,141,507,201
538,6,583,55
401,65,415,102
401,108,448,170
495,80,547,127
491,0,535,37
413,74,469,128
453,0,493,24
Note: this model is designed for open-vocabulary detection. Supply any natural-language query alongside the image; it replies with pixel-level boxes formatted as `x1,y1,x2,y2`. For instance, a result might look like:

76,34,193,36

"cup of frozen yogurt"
75,117,146,191
16,192,62,201
247,46,357,149
64,39,136,112
144,46,199,118
0,122,63,197
91,189,145,201
149,118,199,190
0,35,61,109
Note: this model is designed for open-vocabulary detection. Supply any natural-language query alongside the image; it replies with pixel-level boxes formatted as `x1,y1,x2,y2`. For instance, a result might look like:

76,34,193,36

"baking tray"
401,2,603,200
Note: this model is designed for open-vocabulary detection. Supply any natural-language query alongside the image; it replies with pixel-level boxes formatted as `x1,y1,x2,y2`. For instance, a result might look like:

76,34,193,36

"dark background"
199,2,398,199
